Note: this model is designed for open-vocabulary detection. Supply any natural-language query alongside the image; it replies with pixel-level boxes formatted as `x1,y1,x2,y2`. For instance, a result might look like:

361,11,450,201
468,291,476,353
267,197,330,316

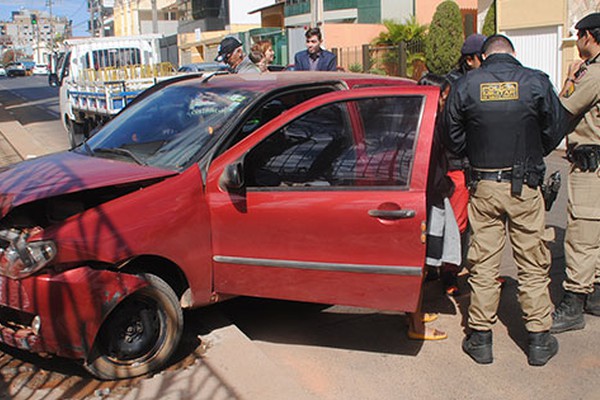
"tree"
425,0,464,75
482,1,496,37
372,17,428,77
373,17,428,46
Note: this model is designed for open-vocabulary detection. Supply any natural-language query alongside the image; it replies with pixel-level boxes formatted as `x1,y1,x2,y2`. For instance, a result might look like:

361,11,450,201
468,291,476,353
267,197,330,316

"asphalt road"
0,75,598,400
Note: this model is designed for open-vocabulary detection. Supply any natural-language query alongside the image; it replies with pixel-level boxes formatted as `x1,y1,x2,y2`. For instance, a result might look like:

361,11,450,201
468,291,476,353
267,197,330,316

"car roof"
169,71,415,93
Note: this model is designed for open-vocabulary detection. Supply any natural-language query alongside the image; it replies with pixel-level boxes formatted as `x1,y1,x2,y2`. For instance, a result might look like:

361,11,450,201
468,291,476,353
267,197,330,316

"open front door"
206,86,439,312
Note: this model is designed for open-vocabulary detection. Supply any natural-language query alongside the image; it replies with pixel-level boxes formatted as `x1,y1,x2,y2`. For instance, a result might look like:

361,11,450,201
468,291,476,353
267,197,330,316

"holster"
511,163,524,196
464,165,477,192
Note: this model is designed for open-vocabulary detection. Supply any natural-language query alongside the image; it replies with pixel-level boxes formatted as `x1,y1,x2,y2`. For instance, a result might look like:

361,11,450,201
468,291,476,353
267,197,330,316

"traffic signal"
31,14,37,25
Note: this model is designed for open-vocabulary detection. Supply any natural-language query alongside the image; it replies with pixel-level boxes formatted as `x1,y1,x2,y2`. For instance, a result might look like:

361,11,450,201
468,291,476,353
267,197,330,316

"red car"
0,72,439,379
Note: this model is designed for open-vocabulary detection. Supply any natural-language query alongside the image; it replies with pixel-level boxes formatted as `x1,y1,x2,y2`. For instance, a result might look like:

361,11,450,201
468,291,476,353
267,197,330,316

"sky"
0,0,90,37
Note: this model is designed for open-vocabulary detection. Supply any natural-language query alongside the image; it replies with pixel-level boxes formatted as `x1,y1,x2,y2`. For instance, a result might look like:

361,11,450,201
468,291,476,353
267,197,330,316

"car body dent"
0,267,149,358
0,152,176,218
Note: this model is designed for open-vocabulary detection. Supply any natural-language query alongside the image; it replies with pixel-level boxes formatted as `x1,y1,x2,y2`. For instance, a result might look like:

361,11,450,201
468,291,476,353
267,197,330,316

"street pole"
90,0,96,36
98,0,104,37
151,0,158,34
46,0,54,70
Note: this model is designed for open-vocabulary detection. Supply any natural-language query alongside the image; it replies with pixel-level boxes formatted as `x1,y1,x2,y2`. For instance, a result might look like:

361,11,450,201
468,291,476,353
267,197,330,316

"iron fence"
332,40,426,80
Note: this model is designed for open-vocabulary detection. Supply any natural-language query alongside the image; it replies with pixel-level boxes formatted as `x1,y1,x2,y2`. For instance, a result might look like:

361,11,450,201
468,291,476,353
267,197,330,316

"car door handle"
368,209,416,220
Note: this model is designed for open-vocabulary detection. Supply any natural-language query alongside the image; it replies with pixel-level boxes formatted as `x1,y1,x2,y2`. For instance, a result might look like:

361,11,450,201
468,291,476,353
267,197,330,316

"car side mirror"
219,162,245,191
48,73,59,87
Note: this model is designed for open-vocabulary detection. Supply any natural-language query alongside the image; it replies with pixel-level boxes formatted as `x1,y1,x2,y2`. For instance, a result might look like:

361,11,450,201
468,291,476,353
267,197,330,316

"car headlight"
0,229,57,279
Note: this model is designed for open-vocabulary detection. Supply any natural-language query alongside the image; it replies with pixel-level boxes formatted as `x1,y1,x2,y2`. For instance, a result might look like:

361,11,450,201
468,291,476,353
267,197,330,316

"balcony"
285,0,358,17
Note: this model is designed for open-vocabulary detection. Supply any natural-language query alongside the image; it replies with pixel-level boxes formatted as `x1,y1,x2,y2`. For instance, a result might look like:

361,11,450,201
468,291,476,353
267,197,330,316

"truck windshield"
83,84,255,170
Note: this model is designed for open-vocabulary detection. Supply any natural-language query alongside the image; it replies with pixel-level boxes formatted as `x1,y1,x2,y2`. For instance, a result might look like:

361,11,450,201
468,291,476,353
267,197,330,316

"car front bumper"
0,267,149,359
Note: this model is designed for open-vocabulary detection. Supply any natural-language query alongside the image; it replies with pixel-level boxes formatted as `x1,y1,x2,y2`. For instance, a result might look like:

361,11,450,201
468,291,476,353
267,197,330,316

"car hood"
0,151,177,218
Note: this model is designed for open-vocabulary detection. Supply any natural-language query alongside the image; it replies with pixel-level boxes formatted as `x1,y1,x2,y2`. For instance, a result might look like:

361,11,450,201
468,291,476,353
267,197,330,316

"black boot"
551,291,586,333
585,284,600,316
462,330,493,364
528,331,558,366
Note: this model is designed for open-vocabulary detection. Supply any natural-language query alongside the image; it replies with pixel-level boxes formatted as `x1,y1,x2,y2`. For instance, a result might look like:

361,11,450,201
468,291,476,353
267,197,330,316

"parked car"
177,62,228,73
32,64,49,75
21,60,35,75
0,72,438,379
6,62,26,77
0,66,6,77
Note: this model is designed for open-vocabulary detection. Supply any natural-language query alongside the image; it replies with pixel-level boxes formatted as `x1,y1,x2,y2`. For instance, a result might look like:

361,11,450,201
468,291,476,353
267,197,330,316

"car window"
84,84,258,170
245,96,423,189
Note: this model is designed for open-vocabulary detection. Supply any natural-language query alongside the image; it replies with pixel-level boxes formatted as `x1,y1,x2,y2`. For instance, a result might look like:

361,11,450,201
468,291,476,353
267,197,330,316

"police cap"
461,34,487,55
575,13,600,30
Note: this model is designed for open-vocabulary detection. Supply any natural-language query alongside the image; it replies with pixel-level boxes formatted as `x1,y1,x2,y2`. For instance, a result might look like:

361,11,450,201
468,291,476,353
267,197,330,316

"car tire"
67,120,86,148
84,274,183,380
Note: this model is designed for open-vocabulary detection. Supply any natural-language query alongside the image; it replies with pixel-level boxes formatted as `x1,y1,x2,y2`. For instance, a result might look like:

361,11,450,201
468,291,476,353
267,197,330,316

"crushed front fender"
0,267,149,359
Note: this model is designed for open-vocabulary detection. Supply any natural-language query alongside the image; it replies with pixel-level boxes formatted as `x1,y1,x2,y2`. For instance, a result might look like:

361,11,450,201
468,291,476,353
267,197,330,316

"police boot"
528,331,558,367
585,284,600,316
550,291,586,333
462,330,493,364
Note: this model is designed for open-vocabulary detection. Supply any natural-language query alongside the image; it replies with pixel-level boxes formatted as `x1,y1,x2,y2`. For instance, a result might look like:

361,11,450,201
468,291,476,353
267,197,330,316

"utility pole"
47,0,55,70
90,0,96,36
311,0,323,29
98,0,104,37
151,0,158,34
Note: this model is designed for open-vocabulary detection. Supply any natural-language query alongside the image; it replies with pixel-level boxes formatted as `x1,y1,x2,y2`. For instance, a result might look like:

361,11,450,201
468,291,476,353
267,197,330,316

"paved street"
0,76,598,400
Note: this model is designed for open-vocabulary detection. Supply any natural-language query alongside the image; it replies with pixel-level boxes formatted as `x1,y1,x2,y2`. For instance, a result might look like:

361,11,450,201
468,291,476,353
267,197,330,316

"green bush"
482,2,496,37
425,0,464,75
349,63,363,73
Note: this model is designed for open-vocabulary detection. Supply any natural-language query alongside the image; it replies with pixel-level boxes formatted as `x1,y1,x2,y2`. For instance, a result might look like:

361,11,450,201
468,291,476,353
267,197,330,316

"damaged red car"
0,72,439,379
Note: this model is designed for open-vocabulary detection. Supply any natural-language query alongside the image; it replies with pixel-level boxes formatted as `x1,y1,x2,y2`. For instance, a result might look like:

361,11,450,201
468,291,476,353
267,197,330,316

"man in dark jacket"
294,27,337,71
442,35,566,366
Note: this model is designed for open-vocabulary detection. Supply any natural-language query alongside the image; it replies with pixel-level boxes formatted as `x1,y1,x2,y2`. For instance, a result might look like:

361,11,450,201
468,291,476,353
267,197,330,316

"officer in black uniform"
442,35,566,366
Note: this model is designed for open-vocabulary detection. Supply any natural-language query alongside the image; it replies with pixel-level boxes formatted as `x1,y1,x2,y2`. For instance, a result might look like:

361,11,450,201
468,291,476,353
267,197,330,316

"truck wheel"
84,274,183,380
67,120,86,148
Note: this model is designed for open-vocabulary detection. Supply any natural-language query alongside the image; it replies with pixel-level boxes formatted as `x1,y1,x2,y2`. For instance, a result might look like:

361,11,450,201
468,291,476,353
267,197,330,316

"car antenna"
201,70,230,83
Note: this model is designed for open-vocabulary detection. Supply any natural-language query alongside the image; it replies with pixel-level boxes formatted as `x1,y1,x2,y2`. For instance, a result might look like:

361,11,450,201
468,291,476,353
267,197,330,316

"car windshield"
83,83,256,170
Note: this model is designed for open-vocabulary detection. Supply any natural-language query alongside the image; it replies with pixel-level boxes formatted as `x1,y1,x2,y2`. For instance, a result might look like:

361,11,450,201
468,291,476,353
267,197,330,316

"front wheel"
84,274,183,380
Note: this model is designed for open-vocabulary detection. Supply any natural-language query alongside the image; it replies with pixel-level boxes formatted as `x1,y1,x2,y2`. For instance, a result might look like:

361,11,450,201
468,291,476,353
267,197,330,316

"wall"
416,0,478,25
323,23,384,49
498,0,565,30
381,0,413,22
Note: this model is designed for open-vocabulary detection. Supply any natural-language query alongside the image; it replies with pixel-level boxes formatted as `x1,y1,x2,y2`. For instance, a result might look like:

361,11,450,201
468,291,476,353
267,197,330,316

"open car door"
206,85,439,312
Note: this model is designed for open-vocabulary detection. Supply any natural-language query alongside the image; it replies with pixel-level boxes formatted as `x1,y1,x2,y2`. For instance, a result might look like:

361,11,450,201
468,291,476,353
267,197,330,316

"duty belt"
471,169,512,182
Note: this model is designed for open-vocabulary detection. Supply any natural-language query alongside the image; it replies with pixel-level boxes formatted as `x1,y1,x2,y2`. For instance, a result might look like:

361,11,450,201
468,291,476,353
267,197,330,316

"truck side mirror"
48,73,59,87
219,162,245,191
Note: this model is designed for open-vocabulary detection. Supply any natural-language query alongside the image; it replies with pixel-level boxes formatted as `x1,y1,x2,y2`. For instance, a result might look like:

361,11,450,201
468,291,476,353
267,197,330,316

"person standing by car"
252,40,275,72
442,35,565,366
294,27,337,71
437,33,487,296
551,13,600,333
215,36,261,74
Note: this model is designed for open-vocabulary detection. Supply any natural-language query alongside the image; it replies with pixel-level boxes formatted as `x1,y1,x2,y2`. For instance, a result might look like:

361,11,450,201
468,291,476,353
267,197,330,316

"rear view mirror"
219,162,244,191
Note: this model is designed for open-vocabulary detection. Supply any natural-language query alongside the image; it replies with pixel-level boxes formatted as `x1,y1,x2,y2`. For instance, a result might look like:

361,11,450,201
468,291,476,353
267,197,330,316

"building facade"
113,0,179,37
480,0,600,89
3,10,71,63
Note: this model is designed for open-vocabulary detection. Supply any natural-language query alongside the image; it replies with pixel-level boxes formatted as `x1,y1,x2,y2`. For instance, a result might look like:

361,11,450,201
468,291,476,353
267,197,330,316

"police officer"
552,13,600,333
442,35,565,366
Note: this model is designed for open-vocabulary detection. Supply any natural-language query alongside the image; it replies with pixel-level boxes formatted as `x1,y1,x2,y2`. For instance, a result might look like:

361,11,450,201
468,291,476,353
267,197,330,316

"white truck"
52,35,177,147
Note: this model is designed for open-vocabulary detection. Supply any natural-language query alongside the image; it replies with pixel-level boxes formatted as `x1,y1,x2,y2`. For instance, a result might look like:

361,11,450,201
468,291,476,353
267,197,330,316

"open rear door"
206,86,439,312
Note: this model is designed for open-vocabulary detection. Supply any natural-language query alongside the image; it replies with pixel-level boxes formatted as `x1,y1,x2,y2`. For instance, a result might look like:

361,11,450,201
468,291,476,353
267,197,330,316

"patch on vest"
480,82,519,101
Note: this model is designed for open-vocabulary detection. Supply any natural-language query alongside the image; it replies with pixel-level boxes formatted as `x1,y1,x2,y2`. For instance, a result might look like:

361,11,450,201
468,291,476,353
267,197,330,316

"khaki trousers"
467,181,552,332
564,168,600,294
